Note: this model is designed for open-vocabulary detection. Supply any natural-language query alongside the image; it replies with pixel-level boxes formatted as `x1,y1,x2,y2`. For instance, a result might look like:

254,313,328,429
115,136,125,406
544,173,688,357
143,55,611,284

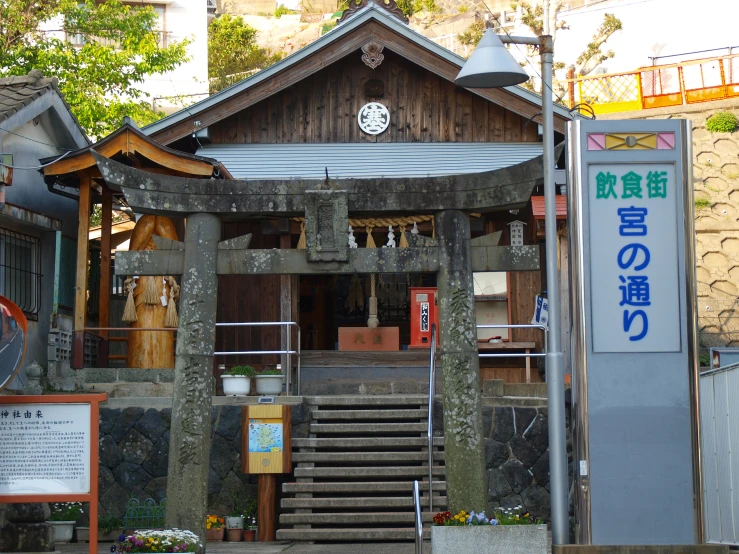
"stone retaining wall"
97,404,309,519
97,401,566,523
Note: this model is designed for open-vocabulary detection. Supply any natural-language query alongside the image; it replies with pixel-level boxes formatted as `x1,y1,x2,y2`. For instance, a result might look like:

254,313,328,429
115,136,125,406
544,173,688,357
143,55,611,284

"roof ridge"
0,69,57,89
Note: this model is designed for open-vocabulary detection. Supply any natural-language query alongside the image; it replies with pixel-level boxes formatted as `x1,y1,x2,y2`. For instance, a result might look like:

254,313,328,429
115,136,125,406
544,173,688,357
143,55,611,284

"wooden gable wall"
209,49,540,144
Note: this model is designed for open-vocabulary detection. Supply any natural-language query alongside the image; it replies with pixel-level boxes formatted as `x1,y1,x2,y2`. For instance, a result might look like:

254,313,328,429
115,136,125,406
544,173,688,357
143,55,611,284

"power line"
0,150,73,170
0,125,76,152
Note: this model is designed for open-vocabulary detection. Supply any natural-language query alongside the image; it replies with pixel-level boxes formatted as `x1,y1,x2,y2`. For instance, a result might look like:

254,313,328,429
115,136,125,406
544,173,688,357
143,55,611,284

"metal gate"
701,362,739,544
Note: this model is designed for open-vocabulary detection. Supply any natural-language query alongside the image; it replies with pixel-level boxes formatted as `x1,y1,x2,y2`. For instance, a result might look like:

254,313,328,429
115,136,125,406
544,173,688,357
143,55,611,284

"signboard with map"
241,405,292,474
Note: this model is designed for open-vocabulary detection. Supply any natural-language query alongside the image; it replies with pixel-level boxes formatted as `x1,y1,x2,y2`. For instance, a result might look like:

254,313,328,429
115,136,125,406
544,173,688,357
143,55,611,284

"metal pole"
540,27,570,545
286,322,292,396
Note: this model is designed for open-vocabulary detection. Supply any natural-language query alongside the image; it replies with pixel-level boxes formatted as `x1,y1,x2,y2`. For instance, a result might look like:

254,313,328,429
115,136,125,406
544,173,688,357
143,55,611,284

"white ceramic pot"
225,515,244,529
222,375,251,396
255,375,283,395
49,521,75,544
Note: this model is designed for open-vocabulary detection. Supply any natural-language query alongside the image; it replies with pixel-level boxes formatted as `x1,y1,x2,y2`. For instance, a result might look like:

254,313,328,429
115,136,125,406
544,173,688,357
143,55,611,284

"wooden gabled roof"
141,3,573,145
41,122,231,186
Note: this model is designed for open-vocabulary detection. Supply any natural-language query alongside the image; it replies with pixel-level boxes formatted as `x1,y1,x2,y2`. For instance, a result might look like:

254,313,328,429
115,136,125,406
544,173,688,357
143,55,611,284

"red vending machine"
409,287,439,348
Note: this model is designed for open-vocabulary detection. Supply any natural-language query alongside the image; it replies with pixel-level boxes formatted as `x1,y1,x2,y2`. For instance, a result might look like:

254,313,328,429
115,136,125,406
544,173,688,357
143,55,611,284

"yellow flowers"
206,515,224,530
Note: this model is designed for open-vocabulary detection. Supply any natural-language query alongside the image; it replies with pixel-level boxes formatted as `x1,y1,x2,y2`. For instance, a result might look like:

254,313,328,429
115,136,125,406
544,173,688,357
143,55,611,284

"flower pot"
205,527,225,541
243,529,256,542
255,374,283,395
225,516,244,529
221,375,251,396
226,528,242,541
49,521,75,544
431,525,547,554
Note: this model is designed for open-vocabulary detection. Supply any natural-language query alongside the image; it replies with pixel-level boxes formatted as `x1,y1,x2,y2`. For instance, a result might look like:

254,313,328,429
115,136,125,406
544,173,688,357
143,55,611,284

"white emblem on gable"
358,102,390,135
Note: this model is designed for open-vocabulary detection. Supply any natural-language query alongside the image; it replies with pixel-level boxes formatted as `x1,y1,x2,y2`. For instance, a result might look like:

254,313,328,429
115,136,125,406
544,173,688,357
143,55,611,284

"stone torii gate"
92,150,548,545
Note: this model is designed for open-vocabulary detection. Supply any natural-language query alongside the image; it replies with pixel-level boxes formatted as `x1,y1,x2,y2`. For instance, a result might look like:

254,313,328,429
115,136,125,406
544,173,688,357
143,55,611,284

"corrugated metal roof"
196,142,543,180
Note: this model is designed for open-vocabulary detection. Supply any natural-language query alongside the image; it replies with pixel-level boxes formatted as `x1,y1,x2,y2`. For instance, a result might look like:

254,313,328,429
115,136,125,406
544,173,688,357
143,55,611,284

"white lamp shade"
454,28,531,89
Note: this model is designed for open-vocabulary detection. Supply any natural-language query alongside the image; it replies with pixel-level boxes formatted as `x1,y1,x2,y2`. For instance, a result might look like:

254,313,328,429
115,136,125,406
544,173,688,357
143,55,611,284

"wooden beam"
279,234,292,376
43,129,215,177
99,189,113,363
73,174,91,368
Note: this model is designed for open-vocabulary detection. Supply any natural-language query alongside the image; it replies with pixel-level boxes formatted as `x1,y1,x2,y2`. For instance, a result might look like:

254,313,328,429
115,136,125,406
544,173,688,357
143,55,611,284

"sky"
552,0,738,74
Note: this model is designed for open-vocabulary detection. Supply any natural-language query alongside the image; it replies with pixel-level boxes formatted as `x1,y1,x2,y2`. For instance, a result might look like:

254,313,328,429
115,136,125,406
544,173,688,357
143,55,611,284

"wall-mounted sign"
241,404,292,474
358,102,390,135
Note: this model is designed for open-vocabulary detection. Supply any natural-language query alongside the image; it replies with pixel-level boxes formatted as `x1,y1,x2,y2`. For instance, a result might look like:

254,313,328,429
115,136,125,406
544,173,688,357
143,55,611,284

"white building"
41,1,212,114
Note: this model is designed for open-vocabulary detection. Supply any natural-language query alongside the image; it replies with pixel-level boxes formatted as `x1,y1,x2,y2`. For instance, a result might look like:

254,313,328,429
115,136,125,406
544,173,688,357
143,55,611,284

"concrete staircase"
276,395,445,542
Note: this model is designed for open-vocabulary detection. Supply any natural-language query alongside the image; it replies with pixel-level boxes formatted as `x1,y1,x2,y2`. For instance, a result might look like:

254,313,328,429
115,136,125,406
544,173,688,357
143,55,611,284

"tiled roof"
0,69,59,124
531,195,567,219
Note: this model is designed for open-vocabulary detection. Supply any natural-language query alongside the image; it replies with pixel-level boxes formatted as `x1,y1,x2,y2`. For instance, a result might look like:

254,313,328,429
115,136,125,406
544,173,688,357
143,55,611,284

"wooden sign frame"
241,404,292,474
0,393,106,554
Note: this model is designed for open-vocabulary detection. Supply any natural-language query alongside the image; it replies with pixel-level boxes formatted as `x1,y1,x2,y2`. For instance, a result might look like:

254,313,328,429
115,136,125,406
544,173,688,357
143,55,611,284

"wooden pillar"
72,174,91,369
98,188,112,366
257,474,277,542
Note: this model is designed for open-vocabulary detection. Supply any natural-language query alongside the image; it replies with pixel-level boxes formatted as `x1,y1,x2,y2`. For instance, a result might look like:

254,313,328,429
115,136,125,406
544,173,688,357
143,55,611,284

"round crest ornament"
358,102,390,135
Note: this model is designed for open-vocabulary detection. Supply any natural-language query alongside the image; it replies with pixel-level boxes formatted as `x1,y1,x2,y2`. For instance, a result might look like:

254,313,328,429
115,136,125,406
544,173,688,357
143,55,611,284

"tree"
457,1,622,96
0,0,190,138
208,15,283,94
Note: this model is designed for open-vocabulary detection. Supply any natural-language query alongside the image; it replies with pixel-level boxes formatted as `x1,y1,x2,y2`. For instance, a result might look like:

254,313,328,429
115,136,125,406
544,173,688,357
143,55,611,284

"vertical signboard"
568,120,700,544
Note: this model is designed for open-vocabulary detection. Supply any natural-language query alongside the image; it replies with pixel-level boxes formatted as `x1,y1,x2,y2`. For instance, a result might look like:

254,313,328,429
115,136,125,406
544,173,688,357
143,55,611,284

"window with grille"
0,228,41,318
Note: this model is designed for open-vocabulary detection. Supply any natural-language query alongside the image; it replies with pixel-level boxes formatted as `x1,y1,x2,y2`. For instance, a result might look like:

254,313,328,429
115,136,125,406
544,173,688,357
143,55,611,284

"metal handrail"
427,323,437,513
214,321,301,396
413,480,423,554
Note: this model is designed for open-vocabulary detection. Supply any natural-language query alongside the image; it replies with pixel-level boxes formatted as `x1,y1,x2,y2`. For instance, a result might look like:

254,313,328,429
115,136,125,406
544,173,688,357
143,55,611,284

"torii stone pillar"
165,213,220,548
435,210,487,513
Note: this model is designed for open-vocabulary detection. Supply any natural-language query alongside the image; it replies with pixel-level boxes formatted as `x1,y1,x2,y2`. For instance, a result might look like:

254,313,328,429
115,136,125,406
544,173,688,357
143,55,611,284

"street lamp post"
455,26,570,545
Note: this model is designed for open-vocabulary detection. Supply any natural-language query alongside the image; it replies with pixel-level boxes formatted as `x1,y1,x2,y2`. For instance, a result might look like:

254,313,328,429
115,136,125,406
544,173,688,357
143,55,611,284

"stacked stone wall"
96,405,310,519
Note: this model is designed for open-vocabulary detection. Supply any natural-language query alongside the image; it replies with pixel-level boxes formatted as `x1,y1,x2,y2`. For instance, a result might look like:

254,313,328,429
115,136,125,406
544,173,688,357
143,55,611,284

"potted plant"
48,502,83,544
221,365,255,396
225,498,244,541
76,514,125,542
243,497,258,542
205,514,225,541
254,367,283,395
113,529,201,552
430,506,547,554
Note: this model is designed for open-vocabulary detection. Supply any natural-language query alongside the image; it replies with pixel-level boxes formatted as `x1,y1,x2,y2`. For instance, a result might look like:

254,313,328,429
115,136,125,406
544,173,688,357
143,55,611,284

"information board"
0,403,91,494
248,419,284,453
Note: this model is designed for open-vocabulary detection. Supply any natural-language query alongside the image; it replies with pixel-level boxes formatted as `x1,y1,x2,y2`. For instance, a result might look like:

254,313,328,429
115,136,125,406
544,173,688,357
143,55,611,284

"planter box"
222,375,251,396
76,527,124,542
48,521,75,544
255,375,283,395
431,524,548,554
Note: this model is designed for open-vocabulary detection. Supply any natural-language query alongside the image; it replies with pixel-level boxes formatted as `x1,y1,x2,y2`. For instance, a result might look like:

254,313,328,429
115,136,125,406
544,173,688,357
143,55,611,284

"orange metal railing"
565,53,739,115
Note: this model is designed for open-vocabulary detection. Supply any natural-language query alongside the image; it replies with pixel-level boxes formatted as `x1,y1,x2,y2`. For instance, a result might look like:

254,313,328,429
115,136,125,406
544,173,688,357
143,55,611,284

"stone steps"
293,465,446,478
310,422,428,434
311,409,428,420
282,481,446,493
280,394,445,542
292,437,444,448
281,496,447,509
279,512,437,525
276,527,431,541
292,451,445,463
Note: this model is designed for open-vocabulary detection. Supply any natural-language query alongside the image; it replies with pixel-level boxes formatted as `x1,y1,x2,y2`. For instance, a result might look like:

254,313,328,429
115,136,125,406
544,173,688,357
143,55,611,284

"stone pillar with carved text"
435,210,487,513
164,213,220,549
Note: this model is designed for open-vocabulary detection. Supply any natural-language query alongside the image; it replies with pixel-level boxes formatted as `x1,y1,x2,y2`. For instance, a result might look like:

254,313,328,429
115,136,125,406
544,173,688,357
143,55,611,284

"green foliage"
274,4,294,17
0,0,190,139
395,0,437,17
98,514,124,534
706,112,738,133
321,20,338,35
49,502,84,522
208,14,283,93
458,4,469,12
457,19,485,47
259,368,283,375
225,365,256,377
694,198,711,211
699,352,710,367
574,13,622,75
